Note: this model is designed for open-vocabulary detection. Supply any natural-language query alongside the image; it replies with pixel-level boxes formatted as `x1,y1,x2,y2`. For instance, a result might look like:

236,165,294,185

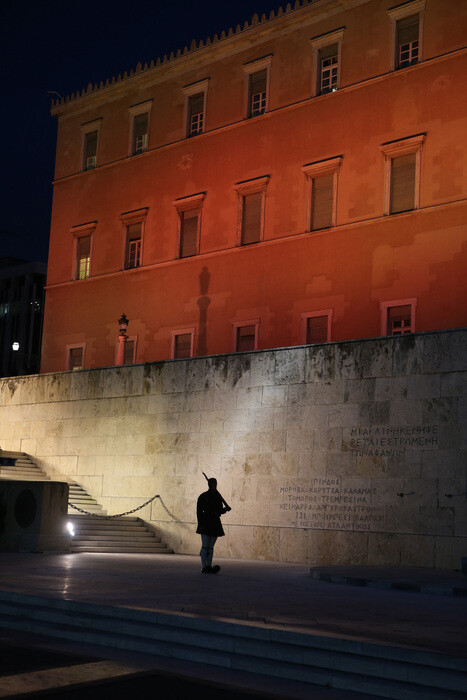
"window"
310,29,344,97
388,1,424,71
233,320,259,352
76,236,91,279
125,223,142,269
234,176,269,246
128,101,152,156
188,94,204,136
171,329,195,359
380,134,425,215
242,56,272,119
120,208,148,269
80,119,101,171
380,299,417,336
182,80,209,138
302,157,342,231
124,338,136,364
133,113,148,154
179,209,199,258
301,310,332,344
67,345,84,371
173,193,205,258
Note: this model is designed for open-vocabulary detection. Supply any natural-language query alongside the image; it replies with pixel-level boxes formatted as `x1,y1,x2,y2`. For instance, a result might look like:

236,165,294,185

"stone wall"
1,329,465,569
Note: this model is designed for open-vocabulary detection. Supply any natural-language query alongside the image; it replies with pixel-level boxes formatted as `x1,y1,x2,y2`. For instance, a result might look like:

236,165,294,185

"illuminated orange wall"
42,0,467,372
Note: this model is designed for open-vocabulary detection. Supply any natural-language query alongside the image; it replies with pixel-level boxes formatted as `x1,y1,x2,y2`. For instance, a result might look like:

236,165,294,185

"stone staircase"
0,591,465,699
0,451,172,554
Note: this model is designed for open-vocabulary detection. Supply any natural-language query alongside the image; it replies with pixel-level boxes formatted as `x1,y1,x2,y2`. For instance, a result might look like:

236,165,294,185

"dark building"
0,258,47,377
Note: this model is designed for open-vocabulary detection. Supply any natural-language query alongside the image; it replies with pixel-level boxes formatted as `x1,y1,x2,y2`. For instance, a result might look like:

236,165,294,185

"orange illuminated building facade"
42,0,467,372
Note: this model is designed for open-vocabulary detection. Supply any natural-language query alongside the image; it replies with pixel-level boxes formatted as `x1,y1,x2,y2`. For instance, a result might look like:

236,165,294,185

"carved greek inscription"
345,425,439,457
279,479,384,531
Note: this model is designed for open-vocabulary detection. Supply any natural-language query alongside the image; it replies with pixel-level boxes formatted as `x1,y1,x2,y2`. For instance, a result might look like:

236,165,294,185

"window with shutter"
133,113,148,154
318,44,338,94
390,154,416,214
306,315,329,344
83,131,98,170
68,346,84,370
123,339,135,364
242,193,263,245
397,15,419,68
249,70,267,117
236,325,256,352
188,94,204,136
76,236,91,279
174,333,192,359
180,209,199,258
311,174,334,230
387,305,413,335
125,223,142,268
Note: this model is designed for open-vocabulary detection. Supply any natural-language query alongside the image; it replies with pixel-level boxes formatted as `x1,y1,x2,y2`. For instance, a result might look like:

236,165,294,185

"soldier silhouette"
196,476,231,574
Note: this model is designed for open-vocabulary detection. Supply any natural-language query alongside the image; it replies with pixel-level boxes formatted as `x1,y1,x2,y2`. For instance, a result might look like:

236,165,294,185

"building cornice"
50,0,371,118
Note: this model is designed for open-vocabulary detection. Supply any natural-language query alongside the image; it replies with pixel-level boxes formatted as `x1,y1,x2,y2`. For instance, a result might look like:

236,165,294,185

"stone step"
0,592,463,699
70,545,172,553
69,515,141,522
71,532,157,541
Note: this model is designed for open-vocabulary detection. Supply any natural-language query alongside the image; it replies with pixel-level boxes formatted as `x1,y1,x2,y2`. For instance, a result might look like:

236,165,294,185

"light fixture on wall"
12,341,20,351
118,313,129,335
116,314,129,365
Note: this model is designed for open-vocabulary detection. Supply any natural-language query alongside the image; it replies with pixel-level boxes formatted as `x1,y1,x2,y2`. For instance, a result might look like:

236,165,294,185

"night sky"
0,0,281,264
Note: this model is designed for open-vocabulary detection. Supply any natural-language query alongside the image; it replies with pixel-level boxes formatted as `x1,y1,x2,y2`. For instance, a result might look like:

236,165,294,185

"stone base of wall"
1,329,465,569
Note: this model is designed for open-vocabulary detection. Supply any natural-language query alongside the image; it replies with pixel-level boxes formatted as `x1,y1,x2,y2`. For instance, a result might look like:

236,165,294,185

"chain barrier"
69,493,167,520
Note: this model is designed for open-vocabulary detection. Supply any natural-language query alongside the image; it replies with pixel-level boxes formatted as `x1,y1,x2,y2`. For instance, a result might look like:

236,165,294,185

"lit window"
83,131,98,170
133,112,148,154
173,193,205,258
172,330,195,359
128,101,152,156
76,236,91,279
310,29,344,97
249,70,267,117
302,157,342,231
380,299,417,337
188,93,205,136
318,45,338,94
242,57,271,119
125,223,142,269
380,134,425,215
388,1,424,71
120,208,148,270
234,176,269,246
68,345,84,371
233,321,259,352
182,80,209,139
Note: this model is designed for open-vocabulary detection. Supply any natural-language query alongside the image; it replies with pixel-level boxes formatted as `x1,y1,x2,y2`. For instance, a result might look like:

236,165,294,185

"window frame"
380,134,425,215
80,119,102,172
310,28,345,97
120,208,148,270
387,0,425,71
233,176,269,246
302,157,342,231
182,79,209,138
380,298,417,336
301,309,333,345
172,192,206,259
71,221,96,281
128,100,153,156
171,328,196,359
232,319,260,353
66,343,86,371
242,56,272,119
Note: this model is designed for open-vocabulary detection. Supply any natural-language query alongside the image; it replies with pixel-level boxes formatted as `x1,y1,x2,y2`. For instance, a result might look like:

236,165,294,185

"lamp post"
116,313,129,366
